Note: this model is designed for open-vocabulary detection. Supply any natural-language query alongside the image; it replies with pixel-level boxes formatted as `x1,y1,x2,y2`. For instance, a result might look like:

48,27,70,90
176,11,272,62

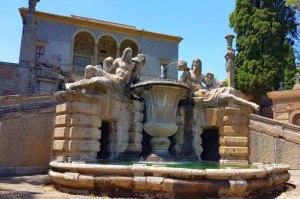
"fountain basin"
144,122,178,137
49,161,290,198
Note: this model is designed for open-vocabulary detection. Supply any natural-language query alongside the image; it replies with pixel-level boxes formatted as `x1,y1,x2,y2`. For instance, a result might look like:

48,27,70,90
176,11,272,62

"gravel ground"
0,170,300,199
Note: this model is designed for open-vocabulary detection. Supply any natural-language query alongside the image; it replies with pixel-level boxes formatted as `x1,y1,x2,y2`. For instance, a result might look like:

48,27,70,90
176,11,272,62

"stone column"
52,92,102,163
94,43,98,65
224,35,235,88
116,46,120,58
219,108,251,165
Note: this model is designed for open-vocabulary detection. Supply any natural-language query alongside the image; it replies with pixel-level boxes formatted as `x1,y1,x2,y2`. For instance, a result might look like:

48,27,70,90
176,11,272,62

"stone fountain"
132,80,190,161
48,48,290,198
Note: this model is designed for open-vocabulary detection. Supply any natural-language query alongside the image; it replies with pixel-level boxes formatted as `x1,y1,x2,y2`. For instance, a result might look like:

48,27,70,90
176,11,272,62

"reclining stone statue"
65,47,145,96
84,57,114,79
177,59,259,110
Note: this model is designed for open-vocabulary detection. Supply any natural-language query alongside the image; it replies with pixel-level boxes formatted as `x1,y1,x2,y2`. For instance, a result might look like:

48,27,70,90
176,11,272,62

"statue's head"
29,0,40,8
104,56,114,65
191,58,202,72
122,47,132,62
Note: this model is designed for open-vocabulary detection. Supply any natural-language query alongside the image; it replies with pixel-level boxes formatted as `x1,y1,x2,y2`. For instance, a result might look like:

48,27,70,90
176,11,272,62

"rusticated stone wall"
175,105,252,165
203,108,252,165
53,101,102,162
52,91,144,162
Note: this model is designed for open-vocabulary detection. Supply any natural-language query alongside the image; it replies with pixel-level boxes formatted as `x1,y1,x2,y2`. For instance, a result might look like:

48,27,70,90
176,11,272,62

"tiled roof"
19,8,183,42
70,15,136,30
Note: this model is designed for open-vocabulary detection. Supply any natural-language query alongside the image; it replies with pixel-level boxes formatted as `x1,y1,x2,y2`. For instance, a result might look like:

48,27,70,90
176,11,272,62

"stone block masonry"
52,91,144,162
0,62,31,95
0,93,55,175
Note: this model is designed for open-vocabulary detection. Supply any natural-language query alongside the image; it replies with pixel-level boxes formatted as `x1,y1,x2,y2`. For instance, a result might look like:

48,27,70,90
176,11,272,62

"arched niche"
97,35,117,65
290,110,300,126
73,31,95,67
120,39,139,57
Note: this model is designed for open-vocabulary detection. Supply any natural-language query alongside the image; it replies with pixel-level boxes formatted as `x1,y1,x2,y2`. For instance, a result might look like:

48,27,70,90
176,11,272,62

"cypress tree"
229,0,298,98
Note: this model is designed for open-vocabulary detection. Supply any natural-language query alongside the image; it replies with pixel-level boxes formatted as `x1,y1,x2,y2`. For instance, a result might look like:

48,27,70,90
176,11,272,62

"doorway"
200,128,220,162
97,121,110,159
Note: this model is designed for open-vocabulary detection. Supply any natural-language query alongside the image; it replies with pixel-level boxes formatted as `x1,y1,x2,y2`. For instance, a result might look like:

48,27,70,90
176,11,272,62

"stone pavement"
0,170,300,199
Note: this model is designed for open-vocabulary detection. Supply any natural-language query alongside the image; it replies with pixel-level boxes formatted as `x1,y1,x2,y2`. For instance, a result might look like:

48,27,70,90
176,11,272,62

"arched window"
73,31,95,67
120,39,138,57
97,35,117,65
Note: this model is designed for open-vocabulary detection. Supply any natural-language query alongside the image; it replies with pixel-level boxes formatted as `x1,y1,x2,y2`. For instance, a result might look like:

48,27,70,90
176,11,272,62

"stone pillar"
20,1,39,67
52,92,102,163
174,106,185,159
192,107,205,160
116,100,144,160
219,108,251,165
109,101,130,159
20,1,40,94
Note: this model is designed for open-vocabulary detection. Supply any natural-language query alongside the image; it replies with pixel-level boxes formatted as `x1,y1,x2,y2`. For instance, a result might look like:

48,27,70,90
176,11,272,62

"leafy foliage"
230,0,298,97
286,0,300,7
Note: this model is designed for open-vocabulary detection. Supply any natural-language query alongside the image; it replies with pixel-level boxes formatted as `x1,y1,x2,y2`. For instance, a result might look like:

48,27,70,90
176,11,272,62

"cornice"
19,8,183,43
267,89,300,100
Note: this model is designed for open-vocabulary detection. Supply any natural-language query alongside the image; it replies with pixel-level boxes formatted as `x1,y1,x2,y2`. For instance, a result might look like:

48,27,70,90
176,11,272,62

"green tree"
229,0,298,99
286,0,300,7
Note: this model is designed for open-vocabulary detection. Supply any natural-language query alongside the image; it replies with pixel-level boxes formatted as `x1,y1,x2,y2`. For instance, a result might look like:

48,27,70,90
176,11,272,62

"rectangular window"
35,46,44,59
99,49,107,54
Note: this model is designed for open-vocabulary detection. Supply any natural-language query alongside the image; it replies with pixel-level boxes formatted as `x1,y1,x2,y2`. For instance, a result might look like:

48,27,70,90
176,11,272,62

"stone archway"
97,35,117,65
73,31,95,67
120,39,138,57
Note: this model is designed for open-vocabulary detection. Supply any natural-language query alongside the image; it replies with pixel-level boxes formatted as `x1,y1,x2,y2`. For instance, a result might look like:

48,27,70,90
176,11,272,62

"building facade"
0,2,182,95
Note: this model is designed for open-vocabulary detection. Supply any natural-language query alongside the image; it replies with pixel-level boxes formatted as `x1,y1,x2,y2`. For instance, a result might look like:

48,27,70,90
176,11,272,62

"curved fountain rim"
131,79,191,90
49,161,290,180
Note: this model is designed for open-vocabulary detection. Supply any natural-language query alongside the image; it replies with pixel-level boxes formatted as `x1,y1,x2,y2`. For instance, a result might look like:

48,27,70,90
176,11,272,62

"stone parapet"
249,114,300,169
250,114,300,144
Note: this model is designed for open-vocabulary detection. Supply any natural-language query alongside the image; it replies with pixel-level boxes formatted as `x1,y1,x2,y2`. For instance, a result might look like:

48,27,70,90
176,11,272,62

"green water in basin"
96,161,256,170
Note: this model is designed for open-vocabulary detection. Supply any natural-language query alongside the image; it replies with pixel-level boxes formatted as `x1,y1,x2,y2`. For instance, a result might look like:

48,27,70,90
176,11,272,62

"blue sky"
0,0,236,81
